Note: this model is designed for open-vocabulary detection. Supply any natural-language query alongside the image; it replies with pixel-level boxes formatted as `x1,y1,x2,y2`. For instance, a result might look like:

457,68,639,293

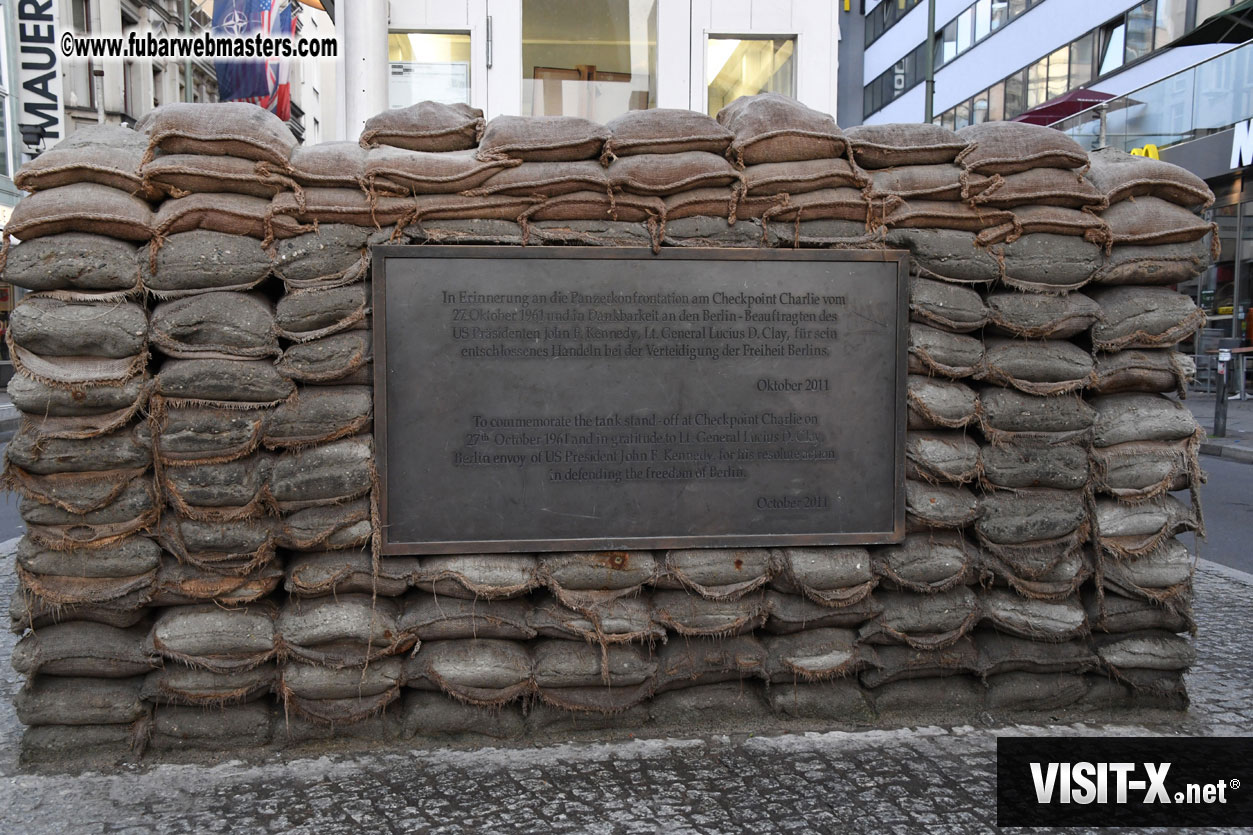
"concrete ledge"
1199,440,1253,464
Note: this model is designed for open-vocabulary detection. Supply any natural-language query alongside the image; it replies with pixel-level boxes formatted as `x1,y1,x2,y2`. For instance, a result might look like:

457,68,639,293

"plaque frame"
372,246,909,555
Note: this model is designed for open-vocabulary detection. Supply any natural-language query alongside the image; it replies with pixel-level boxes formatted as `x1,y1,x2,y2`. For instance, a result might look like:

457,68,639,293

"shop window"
388,32,472,107
523,0,657,121
1124,0,1155,64
972,90,989,124
1026,55,1048,108
1069,32,1095,89
1155,0,1187,46
1047,45,1069,101
707,36,794,117
1004,69,1026,118
954,99,972,130
987,82,1004,121
1099,19,1126,76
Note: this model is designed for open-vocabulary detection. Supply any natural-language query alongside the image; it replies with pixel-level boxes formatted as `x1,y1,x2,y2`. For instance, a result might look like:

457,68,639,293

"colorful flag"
212,0,295,120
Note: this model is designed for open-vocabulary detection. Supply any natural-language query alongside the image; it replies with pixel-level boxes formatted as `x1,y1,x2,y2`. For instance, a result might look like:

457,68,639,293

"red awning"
1012,88,1115,126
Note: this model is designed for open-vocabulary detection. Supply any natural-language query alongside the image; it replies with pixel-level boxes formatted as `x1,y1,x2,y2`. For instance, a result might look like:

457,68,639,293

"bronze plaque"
373,247,908,555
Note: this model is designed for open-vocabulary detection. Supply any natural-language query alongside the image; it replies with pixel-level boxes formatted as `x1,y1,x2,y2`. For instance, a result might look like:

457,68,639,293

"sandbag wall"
0,96,1210,754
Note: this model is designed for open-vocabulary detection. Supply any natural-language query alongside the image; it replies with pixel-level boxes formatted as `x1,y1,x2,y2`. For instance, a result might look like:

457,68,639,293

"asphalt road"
0,444,1247,570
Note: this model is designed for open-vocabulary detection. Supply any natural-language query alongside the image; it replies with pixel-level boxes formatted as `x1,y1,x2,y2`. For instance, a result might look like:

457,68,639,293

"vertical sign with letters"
374,247,908,555
14,0,66,153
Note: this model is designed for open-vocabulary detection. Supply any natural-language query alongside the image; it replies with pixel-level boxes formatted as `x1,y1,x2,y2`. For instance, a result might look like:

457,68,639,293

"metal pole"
183,0,193,102
343,0,388,140
924,0,936,122
1215,339,1241,437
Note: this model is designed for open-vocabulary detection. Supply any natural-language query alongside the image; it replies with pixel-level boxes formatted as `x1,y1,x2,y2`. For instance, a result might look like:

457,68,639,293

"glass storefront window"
522,0,657,121
954,99,972,129
1069,32,1094,89
1125,0,1155,64
972,90,989,124
1155,0,1187,47
1239,200,1253,346
987,82,1004,121
1026,55,1048,108
706,36,795,117
388,32,471,107
1099,21,1126,76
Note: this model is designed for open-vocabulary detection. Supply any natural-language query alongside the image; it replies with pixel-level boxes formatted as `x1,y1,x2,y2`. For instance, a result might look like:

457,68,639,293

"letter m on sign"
1232,119,1253,169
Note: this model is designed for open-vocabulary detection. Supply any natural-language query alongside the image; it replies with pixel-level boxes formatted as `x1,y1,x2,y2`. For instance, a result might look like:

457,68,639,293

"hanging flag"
212,0,295,120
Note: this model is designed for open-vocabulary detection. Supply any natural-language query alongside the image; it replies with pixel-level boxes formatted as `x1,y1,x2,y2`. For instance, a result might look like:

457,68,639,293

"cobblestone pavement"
0,546,1249,833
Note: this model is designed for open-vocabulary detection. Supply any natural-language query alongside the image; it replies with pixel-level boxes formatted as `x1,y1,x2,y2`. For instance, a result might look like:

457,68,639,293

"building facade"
331,0,843,139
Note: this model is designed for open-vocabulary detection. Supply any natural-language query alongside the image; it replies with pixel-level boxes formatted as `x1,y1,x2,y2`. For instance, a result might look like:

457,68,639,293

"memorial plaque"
373,247,908,555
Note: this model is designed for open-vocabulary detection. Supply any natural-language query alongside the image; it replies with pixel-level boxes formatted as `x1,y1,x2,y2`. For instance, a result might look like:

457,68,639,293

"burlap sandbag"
978,205,1109,248
1091,349,1194,396
663,188,741,224
14,676,149,727
269,435,373,511
955,122,1088,175
909,276,988,333
978,589,1087,643
907,323,984,378
655,635,767,691
607,151,742,196
907,375,978,430
975,632,1097,676
150,292,278,360
716,93,846,167
462,160,611,197
279,498,372,552
276,331,371,384
859,638,979,687
979,337,1095,396
977,387,1095,440
262,385,372,448
270,224,389,291
1090,238,1213,286
904,479,980,530
364,147,518,194
1086,147,1213,209
161,452,273,518
758,188,870,226
141,153,296,199
1084,587,1193,634
153,406,265,464
278,658,405,722
1,233,140,296
970,167,1105,210
1101,196,1215,246
22,478,157,550
158,514,277,575
656,548,773,600
980,436,1090,491
141,663,275,706
743,158,866,196
905,430,981,484
989,232,1101,293
277,594,413,668
155,358,295,408
884,199,1015,233
154,193,275,240
138,101,297,166
1088,286,1205,351
9,296,146,359
1092,439,1197,502
867,164,996,202
406,638,533,706
359,101,484,152
476,115,610,162
15,535,160,607
14,124,153,196
4,455,149,514
1091,393,1201,448
763,589,882,633
148,702,272,749
533,639,657,712
768,546,876,606
275,283,369,343
289,142,373,190
857,587,980,650
976,488,1087,551
151,557,283,606
12,621,155,678
986,290,1101,339
416,555,540,600
873,532,978,594
602,109,733,160
534,594,648,643
766,629,862,682
285,549,416,598
269,188,416,231
140,229,272,298
5,183,155,243
147,602,278,672
845,123,969,168
7,372,147,418
884,228,1002,285
5,422,151,475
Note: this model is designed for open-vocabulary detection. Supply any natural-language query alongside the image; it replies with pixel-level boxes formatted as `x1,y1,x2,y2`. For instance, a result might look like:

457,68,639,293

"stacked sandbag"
3,99,1215,755
1,124,162,751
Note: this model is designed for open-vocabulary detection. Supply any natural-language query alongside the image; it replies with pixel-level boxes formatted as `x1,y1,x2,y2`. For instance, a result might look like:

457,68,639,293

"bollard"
1214,338,1242,437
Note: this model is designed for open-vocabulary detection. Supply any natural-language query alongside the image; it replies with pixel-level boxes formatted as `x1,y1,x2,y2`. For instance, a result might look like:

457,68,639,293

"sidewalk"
0,392,15,442
1185,387,1253,464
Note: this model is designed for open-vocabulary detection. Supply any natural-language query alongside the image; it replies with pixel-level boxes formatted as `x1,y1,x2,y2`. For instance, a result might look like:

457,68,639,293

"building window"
521,0,657,121
1098,19,1126,76
1069,32,1094,89
865,0,924,49
1125,0,1156,64
707,36,795,117
388,32,472,108
1155,0,1187,46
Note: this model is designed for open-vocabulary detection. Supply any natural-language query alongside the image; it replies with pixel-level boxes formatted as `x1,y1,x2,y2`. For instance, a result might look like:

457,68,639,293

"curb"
1199,441,1253,465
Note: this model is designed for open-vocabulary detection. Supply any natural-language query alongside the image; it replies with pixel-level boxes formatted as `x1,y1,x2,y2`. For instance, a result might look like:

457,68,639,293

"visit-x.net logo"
997,737,1251,827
